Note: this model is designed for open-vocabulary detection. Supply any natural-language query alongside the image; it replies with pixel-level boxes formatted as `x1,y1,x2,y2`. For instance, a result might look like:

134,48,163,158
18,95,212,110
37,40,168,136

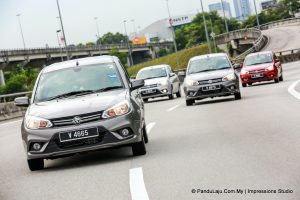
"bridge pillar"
0,69,5,86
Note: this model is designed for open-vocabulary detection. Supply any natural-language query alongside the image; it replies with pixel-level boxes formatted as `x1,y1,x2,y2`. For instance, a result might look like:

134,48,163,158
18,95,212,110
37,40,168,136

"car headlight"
266,65,274,71
240,69,249,75
222,73,236,81
158,80,168,86
185,79,199,86
25,116,53,130
102,100,131,119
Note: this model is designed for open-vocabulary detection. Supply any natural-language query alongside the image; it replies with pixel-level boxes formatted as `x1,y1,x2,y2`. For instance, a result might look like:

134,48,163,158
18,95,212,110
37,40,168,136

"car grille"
141,84,158,89
198,78,223,85
53,132,106,149
51,111,103,127
249,69,266,74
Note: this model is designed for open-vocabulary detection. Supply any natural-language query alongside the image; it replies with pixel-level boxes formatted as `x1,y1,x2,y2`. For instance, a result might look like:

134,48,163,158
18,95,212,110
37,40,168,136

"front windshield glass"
34,63,123,103
136,67,167,80
188,55,231,74
244,53,273,66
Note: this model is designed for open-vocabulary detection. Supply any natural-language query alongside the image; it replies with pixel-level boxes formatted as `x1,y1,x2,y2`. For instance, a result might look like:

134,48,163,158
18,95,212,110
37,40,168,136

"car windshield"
34,63,123,103
136,67,167,80
188,55,231,74
244,53,273,66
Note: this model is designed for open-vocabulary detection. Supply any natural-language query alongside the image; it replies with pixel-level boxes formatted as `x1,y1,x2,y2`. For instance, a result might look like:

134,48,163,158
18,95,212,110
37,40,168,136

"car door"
273,54,282,76
168,66,179,93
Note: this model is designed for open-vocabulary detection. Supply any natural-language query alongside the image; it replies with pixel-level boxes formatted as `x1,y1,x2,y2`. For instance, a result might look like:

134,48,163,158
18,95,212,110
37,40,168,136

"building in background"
132,14,196,43
234,0,251,21
261,0,277,11
208,1,232,19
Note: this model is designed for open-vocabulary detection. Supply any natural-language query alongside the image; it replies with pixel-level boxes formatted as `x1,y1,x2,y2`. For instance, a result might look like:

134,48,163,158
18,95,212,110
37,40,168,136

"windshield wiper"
45,90,94,101
190,69,215,74
95,86,123,92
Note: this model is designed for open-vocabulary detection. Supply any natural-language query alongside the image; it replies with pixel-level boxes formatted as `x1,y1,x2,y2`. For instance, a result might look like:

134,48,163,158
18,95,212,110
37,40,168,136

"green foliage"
0,66,39,95
127,44,209,76
97,32,128,45
157,48,169,57
109,48,128,66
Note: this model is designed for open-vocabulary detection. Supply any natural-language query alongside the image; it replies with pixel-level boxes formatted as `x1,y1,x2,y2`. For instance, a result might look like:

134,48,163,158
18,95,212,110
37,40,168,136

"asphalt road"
0,60,300,200
262,24,300,52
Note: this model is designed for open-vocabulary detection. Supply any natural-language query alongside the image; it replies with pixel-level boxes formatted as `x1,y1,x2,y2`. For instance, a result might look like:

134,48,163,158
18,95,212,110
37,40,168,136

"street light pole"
166,0,179,67
16,14,26,49
94,17,102,56
123,20,134,66
220,0,229,32
56,0,69,60
253,0,260,29
199,0,211,54
56,30,63,62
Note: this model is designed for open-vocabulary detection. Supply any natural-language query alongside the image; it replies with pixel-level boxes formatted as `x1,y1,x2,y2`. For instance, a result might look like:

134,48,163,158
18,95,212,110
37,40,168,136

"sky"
0,0,263,49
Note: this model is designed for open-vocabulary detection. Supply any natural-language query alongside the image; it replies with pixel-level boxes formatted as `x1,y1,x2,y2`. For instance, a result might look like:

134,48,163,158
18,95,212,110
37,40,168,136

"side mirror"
170,72,176,77
275,58,280,63
130,79,144,91
233,63,242,69
15,96,30,107
130,76,136,80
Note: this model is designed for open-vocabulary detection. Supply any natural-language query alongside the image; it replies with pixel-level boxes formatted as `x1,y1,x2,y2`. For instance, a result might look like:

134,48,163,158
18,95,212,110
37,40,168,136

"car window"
136,67,168,80
244,53,273,66
34,63,123,103
188,55,231,74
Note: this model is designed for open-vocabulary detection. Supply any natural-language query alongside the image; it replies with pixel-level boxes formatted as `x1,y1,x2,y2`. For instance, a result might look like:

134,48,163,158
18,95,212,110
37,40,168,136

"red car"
240,51,283,87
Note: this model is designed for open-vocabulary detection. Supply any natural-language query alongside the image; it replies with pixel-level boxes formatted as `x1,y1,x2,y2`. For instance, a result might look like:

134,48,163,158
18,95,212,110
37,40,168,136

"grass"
127,44,209,76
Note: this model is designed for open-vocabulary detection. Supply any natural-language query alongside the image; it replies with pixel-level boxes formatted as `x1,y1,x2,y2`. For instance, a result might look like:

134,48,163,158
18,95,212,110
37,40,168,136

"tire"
176,86,182,98
234,92,242,100
279,74,283,82
242,83,247,87
168,86,174,100
186,99,194,106
143,98,148,103
143,124,149,144
274,77,279,83
248,83,253,86
27,158,44,171
132,135,146,156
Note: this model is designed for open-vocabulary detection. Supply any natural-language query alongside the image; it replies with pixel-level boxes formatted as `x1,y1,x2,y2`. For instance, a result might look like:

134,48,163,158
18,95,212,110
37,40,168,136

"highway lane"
262,24,300,52
0,61,300,200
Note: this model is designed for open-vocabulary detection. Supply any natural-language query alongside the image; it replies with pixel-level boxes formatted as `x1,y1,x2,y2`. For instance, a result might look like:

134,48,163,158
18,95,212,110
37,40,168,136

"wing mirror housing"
15,96,30,107
130,79,144,91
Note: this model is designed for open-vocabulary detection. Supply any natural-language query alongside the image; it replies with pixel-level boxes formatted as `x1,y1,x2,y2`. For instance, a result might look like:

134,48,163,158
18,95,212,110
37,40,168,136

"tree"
98,32,128,45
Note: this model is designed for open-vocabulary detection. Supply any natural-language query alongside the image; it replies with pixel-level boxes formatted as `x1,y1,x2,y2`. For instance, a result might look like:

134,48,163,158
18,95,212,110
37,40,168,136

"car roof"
246,51,273,57
42,56,117,73
138,64,169,72
189,53,229,62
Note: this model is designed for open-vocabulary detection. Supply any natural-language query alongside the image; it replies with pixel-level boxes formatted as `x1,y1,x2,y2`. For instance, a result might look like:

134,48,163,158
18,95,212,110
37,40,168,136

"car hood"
243,63,273,71
186,68,233,81
144,77,168,85
27,89,128,119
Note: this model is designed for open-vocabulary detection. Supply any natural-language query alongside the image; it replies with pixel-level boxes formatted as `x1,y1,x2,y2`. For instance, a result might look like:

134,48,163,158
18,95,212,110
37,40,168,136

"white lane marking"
130,168,150,200
0,119,22,126
146,122,156,134
288,80,300,100
167,104,180,112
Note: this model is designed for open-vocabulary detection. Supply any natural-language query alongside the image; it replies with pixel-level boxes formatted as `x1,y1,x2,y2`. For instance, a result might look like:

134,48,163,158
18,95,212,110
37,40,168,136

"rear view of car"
183,53,241,106
240,51,283,87
136,65,181,102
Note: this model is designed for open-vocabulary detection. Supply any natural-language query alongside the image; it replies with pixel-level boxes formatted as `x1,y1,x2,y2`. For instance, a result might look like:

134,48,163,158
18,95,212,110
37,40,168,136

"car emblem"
73,116,82,125
208,80,213,84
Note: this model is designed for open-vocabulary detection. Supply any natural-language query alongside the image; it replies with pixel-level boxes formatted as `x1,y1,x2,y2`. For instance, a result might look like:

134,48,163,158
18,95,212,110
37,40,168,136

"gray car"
136,65,181,102
15,56,148,171
183,53,241,106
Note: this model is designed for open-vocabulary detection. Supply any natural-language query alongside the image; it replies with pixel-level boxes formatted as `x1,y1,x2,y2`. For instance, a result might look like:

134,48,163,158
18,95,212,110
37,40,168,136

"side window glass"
118,60,130,82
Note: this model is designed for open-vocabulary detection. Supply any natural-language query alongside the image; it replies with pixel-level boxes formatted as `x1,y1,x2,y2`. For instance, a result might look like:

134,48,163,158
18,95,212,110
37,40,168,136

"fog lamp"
33,143,41,151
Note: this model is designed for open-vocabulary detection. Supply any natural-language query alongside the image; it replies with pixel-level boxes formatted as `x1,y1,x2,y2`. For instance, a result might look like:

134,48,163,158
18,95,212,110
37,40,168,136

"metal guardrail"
0,91,31,102
260,17,300,30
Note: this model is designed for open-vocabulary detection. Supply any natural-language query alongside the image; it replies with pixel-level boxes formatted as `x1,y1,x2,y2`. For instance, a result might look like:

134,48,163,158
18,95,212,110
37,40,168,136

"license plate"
143,89,156,94
59,127,99,142
251,74,264,78
202,85,220,91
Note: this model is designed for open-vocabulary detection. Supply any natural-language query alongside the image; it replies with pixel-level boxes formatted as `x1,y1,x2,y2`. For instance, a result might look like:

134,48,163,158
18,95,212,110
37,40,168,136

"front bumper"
240,70,277,84
140,85,171,99
22,112,143,160
184,80,239,100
